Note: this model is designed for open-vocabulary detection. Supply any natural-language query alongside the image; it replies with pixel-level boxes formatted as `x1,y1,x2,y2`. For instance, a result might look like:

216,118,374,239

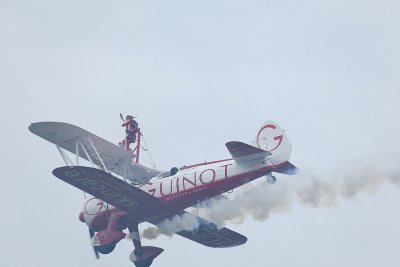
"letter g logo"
256,124,283,152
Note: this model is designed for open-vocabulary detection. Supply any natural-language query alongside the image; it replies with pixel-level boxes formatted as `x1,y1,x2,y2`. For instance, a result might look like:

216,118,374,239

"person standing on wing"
119,115,139,151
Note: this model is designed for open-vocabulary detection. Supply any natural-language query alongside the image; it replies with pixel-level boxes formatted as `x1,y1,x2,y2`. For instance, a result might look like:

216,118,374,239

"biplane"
29,118,298,267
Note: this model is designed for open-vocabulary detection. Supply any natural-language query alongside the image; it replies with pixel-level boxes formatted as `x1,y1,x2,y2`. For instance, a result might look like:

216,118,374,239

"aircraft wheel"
134,258,154,267
267,174,277,184
95,242,117,254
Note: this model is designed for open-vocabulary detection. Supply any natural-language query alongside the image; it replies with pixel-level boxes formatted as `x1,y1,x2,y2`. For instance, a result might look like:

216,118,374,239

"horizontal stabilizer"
226,141,271,163
150,212,247,248
272,162,299,175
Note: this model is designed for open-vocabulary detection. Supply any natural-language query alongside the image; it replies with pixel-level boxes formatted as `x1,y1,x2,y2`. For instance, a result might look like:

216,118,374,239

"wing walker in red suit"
120,115,141,162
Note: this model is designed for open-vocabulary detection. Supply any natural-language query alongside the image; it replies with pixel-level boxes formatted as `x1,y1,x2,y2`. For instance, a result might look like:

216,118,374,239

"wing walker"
29,114,299,267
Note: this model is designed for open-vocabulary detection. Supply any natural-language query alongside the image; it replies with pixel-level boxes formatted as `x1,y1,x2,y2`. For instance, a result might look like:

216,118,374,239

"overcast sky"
1,1,400,266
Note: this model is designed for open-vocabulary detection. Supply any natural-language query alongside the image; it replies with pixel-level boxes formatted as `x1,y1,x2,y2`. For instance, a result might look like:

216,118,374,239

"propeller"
89,229,100,260
84,194,99,259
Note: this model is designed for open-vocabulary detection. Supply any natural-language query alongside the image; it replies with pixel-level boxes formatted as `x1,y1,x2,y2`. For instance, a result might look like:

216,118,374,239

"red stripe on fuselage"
180,158,232,170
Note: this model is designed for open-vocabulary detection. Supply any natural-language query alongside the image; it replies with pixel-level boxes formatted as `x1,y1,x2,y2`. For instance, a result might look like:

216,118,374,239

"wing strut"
75,139,80,165
56,141,88,199
78,139,95,167
56,136,109,174
56,144,73,166
87,137,108,172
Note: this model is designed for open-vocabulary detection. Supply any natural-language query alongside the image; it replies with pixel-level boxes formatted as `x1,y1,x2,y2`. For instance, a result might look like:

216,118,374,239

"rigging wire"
140,133,157,170
57,146,86,198
58,146,74,166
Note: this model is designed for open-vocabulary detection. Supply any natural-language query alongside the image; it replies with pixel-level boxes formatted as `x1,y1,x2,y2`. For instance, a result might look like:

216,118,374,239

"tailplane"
225,141,271,163
272,162,299,175
226,121,297,173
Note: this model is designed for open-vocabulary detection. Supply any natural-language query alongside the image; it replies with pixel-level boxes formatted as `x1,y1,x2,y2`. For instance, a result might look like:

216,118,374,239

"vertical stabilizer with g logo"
255,121,292,165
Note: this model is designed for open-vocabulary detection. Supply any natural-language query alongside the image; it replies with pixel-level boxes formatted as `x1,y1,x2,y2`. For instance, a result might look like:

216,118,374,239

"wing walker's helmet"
126,115,135,120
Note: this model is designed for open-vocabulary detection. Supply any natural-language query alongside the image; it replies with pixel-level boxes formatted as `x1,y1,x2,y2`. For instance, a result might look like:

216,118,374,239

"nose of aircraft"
79,211,85,222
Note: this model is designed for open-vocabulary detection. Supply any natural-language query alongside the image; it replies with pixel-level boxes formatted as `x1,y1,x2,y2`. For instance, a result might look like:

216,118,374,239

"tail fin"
254,121,292,165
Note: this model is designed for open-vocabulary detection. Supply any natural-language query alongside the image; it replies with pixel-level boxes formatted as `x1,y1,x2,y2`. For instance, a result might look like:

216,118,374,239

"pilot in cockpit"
170,167,179,176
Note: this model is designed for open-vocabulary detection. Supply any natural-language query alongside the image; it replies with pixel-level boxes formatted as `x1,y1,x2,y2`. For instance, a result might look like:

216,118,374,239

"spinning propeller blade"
89,229,100,260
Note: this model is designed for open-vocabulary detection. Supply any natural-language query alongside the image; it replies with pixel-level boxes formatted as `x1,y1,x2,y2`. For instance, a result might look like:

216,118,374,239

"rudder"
254,121,292,165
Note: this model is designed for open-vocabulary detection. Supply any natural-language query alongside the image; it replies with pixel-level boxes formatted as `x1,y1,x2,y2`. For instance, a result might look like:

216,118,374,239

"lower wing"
53,166,247,248
150,212,247,248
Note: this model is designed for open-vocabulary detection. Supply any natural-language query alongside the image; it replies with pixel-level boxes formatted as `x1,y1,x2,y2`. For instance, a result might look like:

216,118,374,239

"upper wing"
225,141,271,163
150,212,247,248
29,122,161,183
52,166,168,220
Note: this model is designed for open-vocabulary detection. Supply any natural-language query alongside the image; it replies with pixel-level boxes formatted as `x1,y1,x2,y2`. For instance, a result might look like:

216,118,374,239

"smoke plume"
141,153,400,239
142,212,201,239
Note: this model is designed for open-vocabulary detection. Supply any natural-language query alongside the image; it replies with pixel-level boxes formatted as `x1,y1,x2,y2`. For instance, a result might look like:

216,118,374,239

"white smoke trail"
141,153,400,239
142,212,201,239
296,154,400,208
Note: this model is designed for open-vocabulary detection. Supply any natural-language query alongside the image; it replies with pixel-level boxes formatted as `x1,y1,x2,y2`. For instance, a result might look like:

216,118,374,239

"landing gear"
266,173,277,184
129,247,163,267
133,258,153,267
95,241,117,254
128,223,164,267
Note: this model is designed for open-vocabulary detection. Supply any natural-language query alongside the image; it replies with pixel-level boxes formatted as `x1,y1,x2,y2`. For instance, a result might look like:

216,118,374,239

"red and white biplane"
29,118,298,267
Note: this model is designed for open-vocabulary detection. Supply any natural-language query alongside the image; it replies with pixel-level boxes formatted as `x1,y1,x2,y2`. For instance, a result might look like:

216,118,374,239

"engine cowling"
79,198,127,231
91,229,125,254
78,198,128,255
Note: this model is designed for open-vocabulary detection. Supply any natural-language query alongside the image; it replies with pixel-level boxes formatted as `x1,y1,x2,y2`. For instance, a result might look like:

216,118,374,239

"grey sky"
1,1,399,266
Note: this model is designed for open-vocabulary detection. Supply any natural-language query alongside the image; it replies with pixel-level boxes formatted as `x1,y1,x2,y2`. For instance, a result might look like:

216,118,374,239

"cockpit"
155,167,179,179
